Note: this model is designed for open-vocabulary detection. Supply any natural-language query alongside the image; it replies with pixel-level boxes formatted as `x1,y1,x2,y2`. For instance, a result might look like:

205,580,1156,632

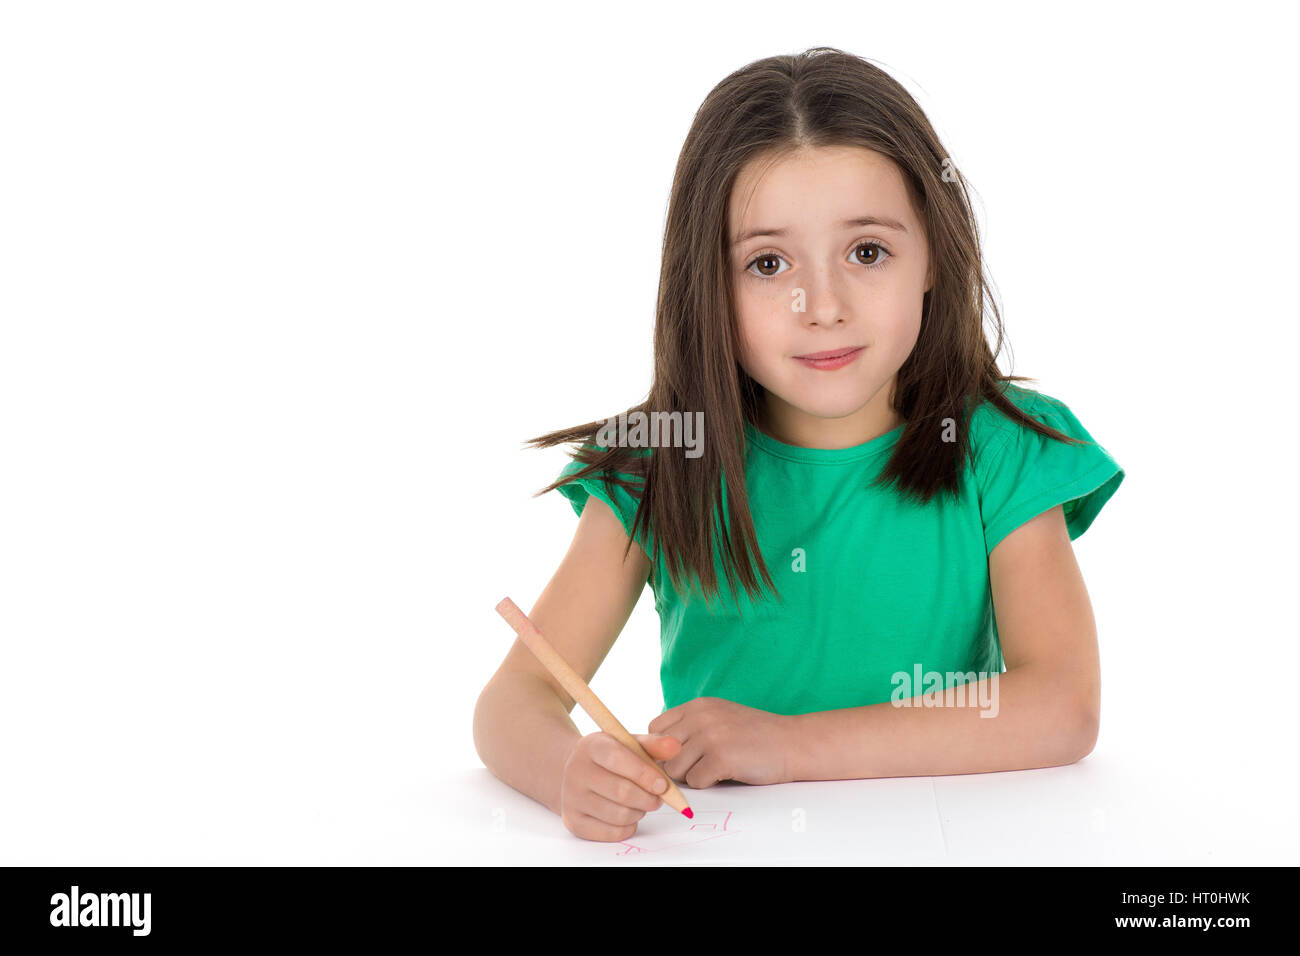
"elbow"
1060,699,1099,765
1052,661,1100,765
472,689,487,765
472,681,498,767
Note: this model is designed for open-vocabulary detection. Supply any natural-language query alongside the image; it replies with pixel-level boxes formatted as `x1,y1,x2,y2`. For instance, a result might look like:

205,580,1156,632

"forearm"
787,663,1097,781
473,671,582,815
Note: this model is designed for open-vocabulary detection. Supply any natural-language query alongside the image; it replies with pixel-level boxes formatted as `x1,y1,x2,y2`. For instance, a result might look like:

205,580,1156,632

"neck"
757,391,903,450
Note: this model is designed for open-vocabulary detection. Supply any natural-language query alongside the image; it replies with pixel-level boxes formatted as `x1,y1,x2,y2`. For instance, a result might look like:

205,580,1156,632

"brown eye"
746,252,788,280
854,241,891,268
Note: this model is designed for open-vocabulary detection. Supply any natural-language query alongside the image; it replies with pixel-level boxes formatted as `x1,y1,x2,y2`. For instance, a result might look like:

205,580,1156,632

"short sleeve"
974,390,1124,556
553,450,652,553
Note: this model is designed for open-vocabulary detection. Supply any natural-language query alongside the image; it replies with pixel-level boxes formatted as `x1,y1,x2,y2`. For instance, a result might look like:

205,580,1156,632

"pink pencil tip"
681,807,694,819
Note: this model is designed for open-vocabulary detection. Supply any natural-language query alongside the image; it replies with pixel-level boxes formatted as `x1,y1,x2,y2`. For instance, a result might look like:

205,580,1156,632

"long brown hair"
525,47,1083,611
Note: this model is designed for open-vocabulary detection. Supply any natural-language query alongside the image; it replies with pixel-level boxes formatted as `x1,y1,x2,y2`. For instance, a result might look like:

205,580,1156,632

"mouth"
794,346,864,360
793,345,865,371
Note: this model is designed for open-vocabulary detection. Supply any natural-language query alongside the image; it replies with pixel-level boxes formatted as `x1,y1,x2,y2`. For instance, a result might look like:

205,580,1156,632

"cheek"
878,310,921,362
886,316,923,372
877,282,924,333
735,324,763,377
733,299,771,368
737,317,785,375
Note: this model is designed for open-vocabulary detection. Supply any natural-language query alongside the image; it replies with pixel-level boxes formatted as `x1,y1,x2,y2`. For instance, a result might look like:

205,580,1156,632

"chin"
787,394,875,420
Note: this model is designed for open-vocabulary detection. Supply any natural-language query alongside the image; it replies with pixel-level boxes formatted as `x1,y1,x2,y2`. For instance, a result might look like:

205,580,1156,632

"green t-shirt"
553,384,1124,717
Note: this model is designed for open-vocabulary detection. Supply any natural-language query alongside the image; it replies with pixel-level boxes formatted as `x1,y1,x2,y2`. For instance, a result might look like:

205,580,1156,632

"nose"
799,268,848,327
804,308,845,328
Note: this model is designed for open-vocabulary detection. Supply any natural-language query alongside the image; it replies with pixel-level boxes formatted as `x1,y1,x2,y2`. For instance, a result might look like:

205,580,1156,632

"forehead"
728,145,916,236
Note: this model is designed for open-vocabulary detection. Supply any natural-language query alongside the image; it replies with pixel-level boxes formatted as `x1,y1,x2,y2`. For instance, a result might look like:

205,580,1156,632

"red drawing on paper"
616,810,739,856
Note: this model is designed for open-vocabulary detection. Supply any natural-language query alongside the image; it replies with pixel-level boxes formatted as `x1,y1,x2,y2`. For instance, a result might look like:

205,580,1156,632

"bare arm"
473,493,652,814
787,504,1101,780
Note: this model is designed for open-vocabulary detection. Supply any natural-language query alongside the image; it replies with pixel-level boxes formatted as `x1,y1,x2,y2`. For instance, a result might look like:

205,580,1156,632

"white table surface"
4,728,1292,866
430,747,1292,865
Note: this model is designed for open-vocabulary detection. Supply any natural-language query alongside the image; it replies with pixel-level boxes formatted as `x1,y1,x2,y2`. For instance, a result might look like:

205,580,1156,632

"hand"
647,696,795,788
559,732,683,843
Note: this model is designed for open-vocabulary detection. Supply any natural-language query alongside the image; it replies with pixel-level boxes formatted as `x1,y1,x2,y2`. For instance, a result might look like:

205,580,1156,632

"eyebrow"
732,215,909,245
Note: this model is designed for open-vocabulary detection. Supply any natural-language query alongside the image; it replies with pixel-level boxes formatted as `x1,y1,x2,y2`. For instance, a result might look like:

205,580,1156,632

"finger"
683,753,721,789
591,737,672,801
581,787,652,827
648,709,683,735
588,766,665,813
570,810,638,843
664,738,707,786
641,733,684,759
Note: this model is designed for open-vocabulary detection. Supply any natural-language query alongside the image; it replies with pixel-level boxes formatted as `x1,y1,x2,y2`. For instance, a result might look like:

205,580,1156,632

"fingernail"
654,778,667,793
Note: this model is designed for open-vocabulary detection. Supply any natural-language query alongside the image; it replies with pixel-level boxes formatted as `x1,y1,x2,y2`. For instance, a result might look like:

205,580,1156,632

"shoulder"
556,442,653,484
966,381,1062,461
554,443,653,547
966,382,1125,553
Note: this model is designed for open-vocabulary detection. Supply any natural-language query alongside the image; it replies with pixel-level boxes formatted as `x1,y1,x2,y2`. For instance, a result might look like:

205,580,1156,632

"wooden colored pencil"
494,596,694,820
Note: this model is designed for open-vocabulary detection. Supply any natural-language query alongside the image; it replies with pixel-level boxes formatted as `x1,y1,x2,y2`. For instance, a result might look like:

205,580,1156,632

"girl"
473,47,1124,844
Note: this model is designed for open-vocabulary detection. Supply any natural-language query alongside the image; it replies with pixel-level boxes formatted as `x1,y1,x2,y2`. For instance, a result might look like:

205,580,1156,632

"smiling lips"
795,346,863,360
793,346,865,370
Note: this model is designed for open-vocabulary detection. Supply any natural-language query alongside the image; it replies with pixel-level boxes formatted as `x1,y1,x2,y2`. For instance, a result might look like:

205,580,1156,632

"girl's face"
728,145,932,449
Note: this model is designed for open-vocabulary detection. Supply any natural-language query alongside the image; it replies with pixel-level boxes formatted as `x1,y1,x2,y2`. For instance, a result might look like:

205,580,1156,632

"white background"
2,0,1296,865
